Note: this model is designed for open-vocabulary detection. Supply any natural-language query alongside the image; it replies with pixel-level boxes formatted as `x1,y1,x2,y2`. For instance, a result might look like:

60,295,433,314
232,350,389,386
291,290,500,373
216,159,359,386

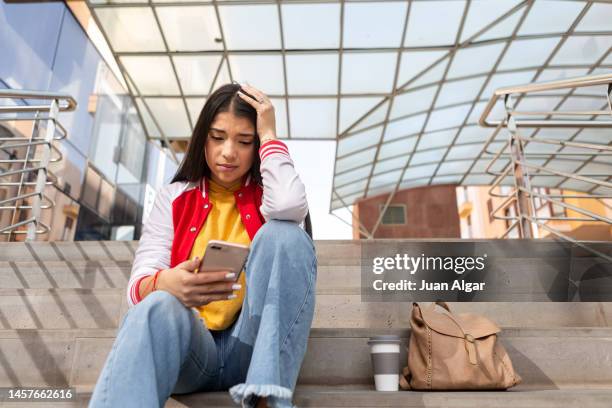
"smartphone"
196,240,249,282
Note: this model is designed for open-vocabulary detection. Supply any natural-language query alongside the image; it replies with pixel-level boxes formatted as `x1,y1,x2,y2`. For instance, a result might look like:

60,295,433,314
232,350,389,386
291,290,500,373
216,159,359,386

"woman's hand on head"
237,83,277,142
156,258,240,308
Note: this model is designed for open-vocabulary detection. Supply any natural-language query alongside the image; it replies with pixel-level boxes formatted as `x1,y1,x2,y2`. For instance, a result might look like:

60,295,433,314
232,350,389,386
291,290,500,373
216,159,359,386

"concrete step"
0,241,360,264
3,386,612,408
166,386,612,408
0,288,610,330
3,239,607,264
1,327,611,390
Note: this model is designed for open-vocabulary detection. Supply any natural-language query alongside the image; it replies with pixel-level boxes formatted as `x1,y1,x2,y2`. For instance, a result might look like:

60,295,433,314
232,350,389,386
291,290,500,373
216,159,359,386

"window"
380,204,406,225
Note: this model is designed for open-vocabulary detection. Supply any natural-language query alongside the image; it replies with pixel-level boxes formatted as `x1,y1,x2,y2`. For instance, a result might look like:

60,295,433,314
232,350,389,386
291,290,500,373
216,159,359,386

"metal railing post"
504,94,537,238
27,99,58,241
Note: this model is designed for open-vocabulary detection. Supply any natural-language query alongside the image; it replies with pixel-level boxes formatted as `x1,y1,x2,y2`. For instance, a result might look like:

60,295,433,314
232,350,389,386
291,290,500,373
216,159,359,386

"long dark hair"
171,83,262,186
171,83,313,238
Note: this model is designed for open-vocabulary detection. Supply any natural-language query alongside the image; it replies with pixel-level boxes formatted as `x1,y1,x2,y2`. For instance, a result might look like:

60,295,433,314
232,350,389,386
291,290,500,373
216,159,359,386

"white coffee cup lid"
368,335,401,345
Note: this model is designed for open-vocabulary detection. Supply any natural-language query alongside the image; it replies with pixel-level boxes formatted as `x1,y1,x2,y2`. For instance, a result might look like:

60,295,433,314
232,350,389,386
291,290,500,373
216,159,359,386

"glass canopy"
86,0,612,211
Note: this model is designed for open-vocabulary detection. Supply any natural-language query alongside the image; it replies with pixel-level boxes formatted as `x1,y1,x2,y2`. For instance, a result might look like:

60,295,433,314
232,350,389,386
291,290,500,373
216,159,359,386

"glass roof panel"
433,175,463,184
577,3,612,32
546,159,585,174
404,1,466,47
468,99,506,124
281,3,340,49
378,137,417,160
185,98,205,127
410,147,446,166
436,76,486,108
580,162,612,175
270,97,288,139
135,98,160,138
336,179,368,197
425,104,472,132
339,97,385,134
350,100,390,133
173,55,222,95
483,70,537,97
538,68,589,83
286,53,338,95
374,156,407,175
460,0,522,41
472,158,510,173
447,43,505,79
383,113,427,142
344,2,408,48
369,170,403,190
559,178,597,191
144,97,191,138
289,98,336,139
498,38,561,70
337,126,382,157
407,59,449,89
398,51,448,87
336,192,366,206
218,5,280,50
212,58,232,90
120,56,180,95
551,36,612,65
477,8,523,42
403,163,437,180
334,165,372,187
530,175,566,187
518,1,584,36
156,6,222,51
573,129,612,144
418,128,458,150
456,125,493,144
229,55,285,95
390,86,437,119
560,96,607,111
463,174,496,185
514,96,565,113
438,159,474,175
341,52,396,94
446,143,486,161
335,147,376,173
94,7,165,52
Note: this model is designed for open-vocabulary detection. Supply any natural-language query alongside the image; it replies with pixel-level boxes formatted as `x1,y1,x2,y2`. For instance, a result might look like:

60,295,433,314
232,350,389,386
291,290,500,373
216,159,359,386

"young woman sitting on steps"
89,83,317,408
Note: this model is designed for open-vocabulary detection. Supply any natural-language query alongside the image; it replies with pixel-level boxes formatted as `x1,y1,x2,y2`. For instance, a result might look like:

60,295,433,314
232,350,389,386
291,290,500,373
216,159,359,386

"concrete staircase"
0,240,611,407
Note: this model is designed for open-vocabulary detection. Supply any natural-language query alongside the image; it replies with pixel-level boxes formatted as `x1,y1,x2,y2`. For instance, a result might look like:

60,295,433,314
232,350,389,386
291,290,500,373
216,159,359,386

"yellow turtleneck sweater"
188,178,250,330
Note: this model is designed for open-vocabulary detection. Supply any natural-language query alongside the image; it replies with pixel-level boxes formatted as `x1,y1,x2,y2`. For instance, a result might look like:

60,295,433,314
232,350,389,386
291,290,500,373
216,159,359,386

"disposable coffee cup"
367,335,401,391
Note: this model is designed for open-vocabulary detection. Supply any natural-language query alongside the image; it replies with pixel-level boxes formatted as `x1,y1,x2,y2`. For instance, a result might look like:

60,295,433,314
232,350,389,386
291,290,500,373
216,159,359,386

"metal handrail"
0,90,76,113
481,72,612,249
0,89,76,240
480,72,612,128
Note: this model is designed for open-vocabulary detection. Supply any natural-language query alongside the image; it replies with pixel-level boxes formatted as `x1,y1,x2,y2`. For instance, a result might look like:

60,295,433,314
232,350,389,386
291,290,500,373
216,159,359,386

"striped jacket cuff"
131,274,151,304
259,139,289,161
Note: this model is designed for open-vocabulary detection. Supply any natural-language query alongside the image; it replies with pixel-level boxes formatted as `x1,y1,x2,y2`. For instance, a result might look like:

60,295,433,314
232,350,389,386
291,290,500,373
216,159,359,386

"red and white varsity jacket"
126,140,308,308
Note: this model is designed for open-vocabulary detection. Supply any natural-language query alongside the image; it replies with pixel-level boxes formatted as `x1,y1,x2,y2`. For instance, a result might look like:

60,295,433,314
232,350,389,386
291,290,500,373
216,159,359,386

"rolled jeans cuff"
229,383,294,408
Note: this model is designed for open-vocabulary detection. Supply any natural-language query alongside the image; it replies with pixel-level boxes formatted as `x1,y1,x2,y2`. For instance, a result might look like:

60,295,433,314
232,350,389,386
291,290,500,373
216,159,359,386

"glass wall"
0,1,169,241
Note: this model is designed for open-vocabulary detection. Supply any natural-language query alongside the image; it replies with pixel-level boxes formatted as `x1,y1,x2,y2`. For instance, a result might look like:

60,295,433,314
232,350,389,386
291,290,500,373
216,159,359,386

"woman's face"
205,111,256,188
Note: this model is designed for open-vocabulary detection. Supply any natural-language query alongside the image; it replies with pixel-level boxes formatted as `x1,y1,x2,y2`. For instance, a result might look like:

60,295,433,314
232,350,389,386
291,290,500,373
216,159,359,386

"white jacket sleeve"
259,140,309,223
126,183,175,308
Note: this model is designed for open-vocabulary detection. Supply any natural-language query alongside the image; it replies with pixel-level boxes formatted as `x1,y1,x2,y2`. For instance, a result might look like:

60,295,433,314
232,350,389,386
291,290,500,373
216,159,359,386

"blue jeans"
89,220,317,408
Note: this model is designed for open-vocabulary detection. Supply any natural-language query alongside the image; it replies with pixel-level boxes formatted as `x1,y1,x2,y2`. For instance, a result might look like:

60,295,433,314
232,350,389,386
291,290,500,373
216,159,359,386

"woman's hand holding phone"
156,257,241,308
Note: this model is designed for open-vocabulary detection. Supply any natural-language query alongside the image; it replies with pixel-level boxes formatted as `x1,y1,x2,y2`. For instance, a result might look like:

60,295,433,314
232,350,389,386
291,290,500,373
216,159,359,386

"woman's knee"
252,219,314,255
130,290,192,330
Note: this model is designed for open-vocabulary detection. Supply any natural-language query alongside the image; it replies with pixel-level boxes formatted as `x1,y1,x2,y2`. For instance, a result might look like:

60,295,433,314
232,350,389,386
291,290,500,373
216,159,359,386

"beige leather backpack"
400,302,521,390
